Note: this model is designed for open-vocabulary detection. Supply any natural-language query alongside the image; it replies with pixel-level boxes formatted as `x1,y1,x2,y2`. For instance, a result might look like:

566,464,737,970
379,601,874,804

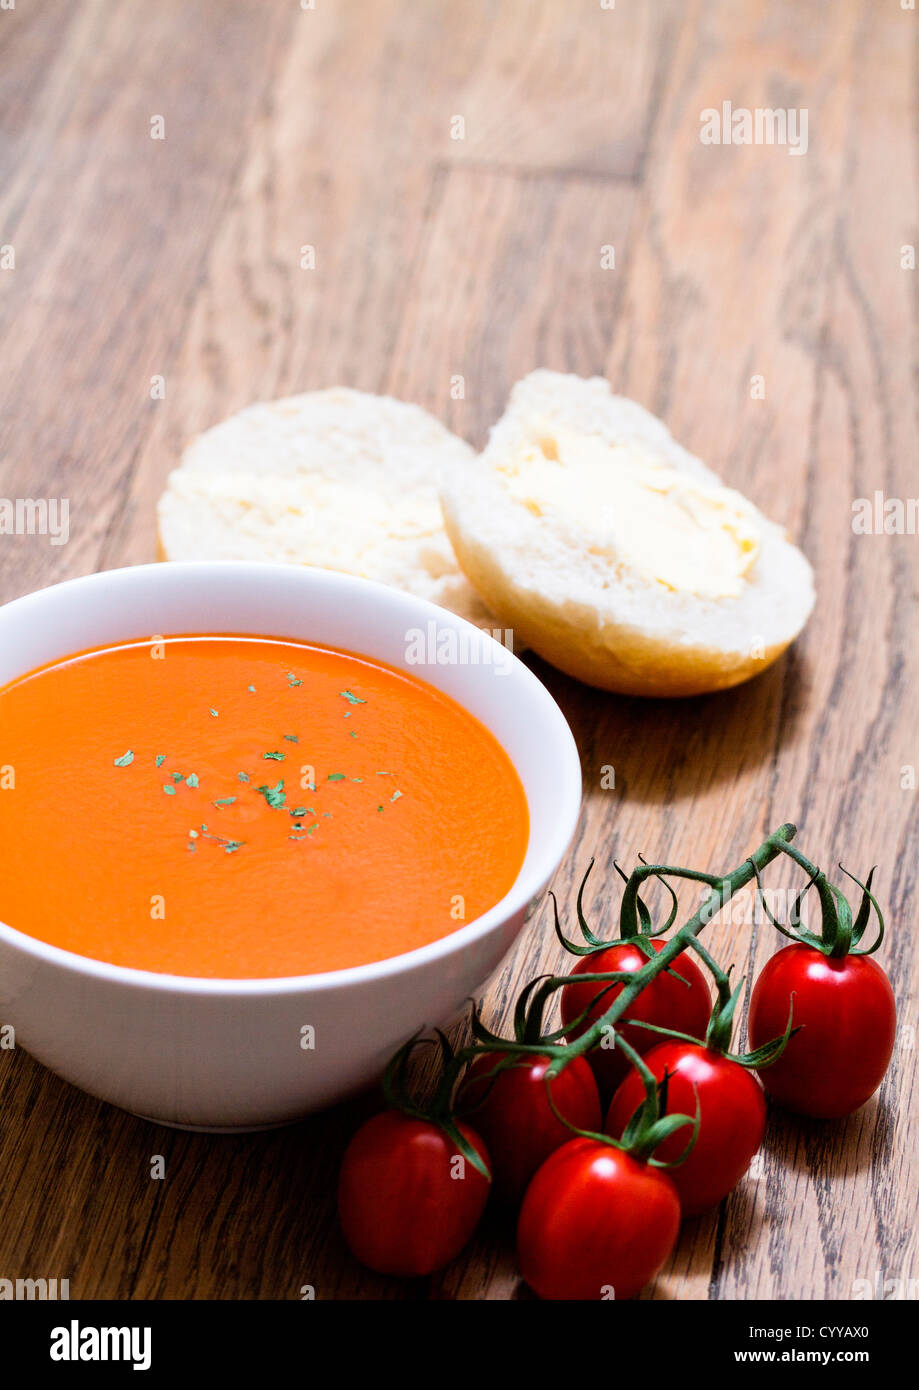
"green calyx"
381,1031,491,1181
552,856,684,955
612,1034,701,1166
551,864,699,991
688,935,797,1067
535,1029,701,1169
751,845,885,959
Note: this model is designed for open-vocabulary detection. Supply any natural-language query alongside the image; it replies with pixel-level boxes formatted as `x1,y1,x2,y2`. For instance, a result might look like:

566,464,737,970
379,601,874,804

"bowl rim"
0,562,582,997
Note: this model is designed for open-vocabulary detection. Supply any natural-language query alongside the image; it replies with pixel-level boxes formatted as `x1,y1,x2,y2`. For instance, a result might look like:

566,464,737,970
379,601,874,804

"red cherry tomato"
748,944,896,1119
337,1111,490,1276
458,1051,602,1202
560,939,711,1097
517,1138,681,1300
605,1041,766,1216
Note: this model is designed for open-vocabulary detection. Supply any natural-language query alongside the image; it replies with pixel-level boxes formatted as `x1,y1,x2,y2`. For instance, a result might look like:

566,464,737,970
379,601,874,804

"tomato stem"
543,823,799,1077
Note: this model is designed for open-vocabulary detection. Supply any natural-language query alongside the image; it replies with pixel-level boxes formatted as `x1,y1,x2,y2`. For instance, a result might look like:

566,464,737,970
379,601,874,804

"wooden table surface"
1,0,916,1301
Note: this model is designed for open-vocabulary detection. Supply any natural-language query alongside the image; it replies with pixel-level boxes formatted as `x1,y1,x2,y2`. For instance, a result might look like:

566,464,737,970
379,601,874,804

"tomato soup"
0,636,529,977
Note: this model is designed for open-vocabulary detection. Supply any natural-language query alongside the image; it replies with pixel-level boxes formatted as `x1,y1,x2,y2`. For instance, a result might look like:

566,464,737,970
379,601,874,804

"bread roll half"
440,371,815,697
157,388,493,627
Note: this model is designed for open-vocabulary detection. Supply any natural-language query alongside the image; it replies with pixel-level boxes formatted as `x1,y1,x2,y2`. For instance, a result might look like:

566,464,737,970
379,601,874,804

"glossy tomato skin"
517,1139,681,1301
560,939,711,1098
337,1111,490,1276
458,1051,602,1203
605,1042,766,1215
748,945,896,1119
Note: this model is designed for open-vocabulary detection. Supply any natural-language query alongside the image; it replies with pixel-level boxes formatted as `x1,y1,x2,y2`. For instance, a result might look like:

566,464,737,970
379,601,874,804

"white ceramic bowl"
0,563,581,1130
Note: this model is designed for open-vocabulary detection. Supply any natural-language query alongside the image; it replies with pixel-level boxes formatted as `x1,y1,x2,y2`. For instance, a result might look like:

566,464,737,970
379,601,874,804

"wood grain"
0,0,915,1301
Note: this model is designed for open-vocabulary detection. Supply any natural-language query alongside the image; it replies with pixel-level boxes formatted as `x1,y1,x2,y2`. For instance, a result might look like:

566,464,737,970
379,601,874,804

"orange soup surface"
0,637,529,977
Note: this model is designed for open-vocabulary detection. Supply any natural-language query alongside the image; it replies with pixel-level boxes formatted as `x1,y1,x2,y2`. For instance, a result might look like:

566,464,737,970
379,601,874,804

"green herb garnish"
155,754,166,768
339,690,366,705
163,784,177,796
263,751,285,761
113,751,134,767
186,773,199,788
256,780,286,809
327,773,345,782
214,797,236,807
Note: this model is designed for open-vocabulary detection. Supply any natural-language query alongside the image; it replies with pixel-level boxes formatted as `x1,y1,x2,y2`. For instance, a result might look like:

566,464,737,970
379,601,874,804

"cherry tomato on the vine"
748,944,896,1119
517,1138,681,1301
337,1111,490,1276
458,1051,602,1202
560,939,711,1097
605,1041,766,1215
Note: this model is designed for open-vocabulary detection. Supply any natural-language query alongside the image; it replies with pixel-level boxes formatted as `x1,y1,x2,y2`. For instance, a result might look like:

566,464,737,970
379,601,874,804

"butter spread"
497,427,761,598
